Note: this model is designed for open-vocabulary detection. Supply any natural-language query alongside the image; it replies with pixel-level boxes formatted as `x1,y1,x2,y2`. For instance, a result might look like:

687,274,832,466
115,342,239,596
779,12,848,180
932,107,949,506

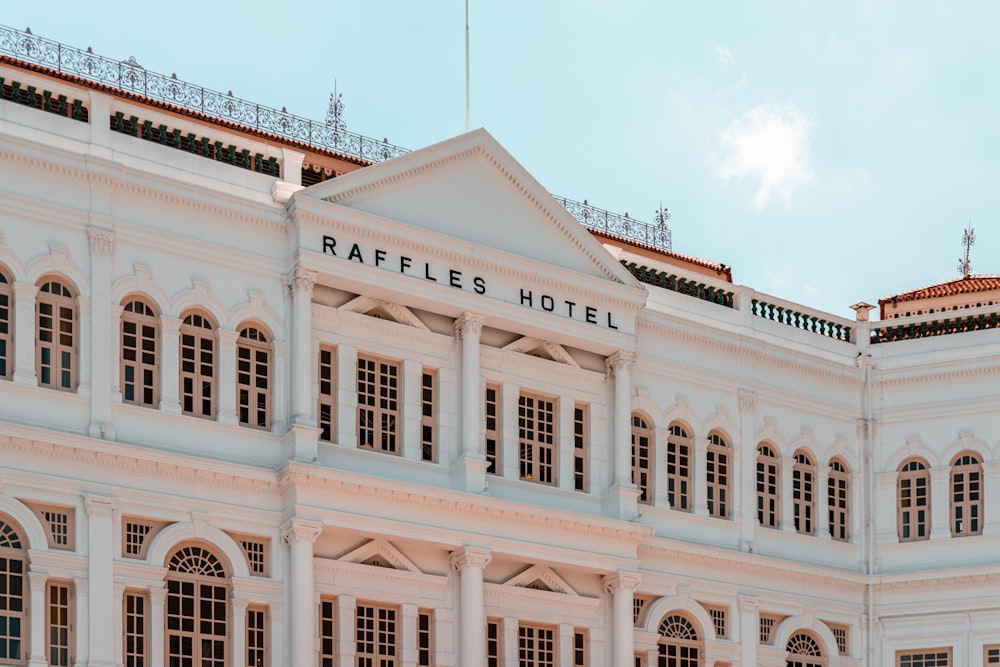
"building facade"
1,28,999,667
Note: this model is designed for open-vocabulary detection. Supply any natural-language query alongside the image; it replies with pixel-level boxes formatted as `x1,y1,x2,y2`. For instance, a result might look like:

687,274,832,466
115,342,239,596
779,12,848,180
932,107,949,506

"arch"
950,450,983,537
661,398,700,441
228,300,282,341
942,436,990,469
25,253,88,298
164,541,231,667
666,420,694,512
792,449,817,535
0,248,28,284
884,440,939,474
772,617,836,659
145,522,250,579
630,390,661,430
170,286,228,328
0,496,48,551
701,413,739,446
754,421,789,457
756,441,781,528
823,438,860,473
111,273,171,317
642,597,717,641
787,433,823,470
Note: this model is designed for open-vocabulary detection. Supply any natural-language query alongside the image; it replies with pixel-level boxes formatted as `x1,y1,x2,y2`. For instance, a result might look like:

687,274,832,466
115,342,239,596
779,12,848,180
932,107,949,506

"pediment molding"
339,538,422,574
340,296,430,330
503,337,580,367
504,564,578,595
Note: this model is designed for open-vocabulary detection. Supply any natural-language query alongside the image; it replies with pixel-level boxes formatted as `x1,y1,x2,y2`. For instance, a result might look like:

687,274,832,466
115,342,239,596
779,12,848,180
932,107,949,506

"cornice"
875,362,1000,387
27,549,87,572
877,568,1000,592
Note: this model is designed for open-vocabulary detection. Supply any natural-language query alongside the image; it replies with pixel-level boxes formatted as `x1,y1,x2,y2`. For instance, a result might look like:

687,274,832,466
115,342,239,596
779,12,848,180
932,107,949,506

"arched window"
179,313,217,419
236,325,271,430
897,458,930,542
951,452,983,537
828,459,850,542
792,450,815,535
166,545,228,667
657,614,701,667
786,632,825,667
706,432,730,519
667,424,692,512
757,444,780,528
121,298,159,407
0,270,12,380
36,279,77,391
632,414,652,505
0,518,26,662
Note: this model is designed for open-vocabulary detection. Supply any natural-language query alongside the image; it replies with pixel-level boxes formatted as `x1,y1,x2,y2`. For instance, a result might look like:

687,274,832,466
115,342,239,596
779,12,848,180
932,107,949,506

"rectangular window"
704,605,727,639
47,581,72,667
318,346,336,442
706,434,729,518
485,384,501,475
121,303,158,407
356,603,397,666
421,370,437,462
319,598,336,667
573,404,588,492
246,606,267,667
487,618,501,667
124,591,147,667
573,629,588,667
986,645,1000,665
0,278,10,379
896,649,950,667
518,394,556,485
357,356,400,454
418,609,433,666
518,624,555,667
828,623,848,656
759,614,785,644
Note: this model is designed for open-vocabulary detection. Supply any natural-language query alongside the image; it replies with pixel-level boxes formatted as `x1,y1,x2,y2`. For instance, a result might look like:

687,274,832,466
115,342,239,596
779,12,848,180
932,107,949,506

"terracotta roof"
878,275,1000,306
589,229,733,282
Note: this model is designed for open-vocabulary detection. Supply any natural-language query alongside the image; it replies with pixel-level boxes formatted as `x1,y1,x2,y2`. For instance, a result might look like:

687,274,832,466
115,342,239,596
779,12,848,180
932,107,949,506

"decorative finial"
326,81,346,132
957,221,975,278
654,202,671,228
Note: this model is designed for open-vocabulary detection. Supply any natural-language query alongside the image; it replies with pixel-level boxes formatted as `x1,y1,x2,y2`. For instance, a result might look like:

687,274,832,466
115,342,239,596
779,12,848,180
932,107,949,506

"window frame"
517,392,557,485
485,383,501,475
46,580,73,667
318,345,336,442
756,443,780,529
36,278,78,392
631,413,652,505
706,431,730,519
236,324,272,430
897,458,930,542
895,648,951,667
356,354,401,455
0,269,13,380
355,601,398,666
165,544,229,667
518,622,556,667
246,604,267,667
319,597,336,667
420,369,437,463
950,452,983,537
656,613,701,667
666,423,693,512
120,297,159,408
573,403,589,492
179,311,218,419
0,518,26,665
124,589,148,667
786,631,826,667
792,450,816,535
828,459,850,542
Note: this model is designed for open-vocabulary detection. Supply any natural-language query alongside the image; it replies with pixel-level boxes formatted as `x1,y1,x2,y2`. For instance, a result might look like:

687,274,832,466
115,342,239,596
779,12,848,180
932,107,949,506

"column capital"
605,351,636,377
281,517,323,544
737,389,757,413
603,570,642,594
114,583,126,601
450,546,492,571
231,598,250,614
88,227,114,256
454,312,486,339
148,585,167,606
84,495,117,517
28,572,47,591
286,267,317,296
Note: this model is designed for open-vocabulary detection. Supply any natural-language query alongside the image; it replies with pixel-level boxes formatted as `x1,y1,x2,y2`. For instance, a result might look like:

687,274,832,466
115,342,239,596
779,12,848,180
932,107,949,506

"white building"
0,25,998,667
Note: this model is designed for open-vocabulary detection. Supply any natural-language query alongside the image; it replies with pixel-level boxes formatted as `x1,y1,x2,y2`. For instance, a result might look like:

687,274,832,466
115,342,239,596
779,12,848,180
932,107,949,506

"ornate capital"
450,546,492,571
603,570,642,595
286,268,317,297
454,313,485,339
84,495,116,517
605,351,636,377
737,389,757,413
281,518,323,544
88,227,114,256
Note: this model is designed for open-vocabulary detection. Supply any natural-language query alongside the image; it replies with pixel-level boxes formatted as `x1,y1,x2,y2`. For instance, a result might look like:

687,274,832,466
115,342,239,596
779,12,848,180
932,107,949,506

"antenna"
465,0,471,132
957,221,975,278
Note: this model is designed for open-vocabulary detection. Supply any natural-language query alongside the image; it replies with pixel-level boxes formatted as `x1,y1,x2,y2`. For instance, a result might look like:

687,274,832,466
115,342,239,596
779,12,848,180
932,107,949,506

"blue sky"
5,2,998,318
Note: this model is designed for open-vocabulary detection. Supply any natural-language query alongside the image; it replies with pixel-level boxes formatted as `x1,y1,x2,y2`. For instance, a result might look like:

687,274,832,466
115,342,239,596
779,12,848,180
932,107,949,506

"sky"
4,2,999,319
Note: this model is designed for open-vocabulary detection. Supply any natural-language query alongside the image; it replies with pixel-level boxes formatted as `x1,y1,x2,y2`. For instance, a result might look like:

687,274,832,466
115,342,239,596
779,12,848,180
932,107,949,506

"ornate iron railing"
0,24,407,164
624,262,733,307
751,298,852,342
553,196,672,251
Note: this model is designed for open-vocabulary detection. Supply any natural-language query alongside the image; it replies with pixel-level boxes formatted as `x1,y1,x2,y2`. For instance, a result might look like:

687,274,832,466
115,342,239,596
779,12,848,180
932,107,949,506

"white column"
451,546,492,667
738,595,758,667
78,297,92,395
606,352,639,519
110,304,123,402
780,455,795,532
501,617,518,667
149,586,166,667
454,313,485,456
12,282,38,385
217,329,239,425
28,572,47,667
930,467,950,540
558,623,574,667
74,578,90,667
500,382,518,480
286,268,316,425
284,518,322,667
269,604,284,667
88,228,114,439
604,571,641,667
557,394,574,490
401,603,418,667
159,316,182,414
336,345,358,447
693,436,709,516
737,389,756,550
336,595,357,667
113,585,125,667
817,463,831,539
402,359,423,461
86,496,116,667
231,599,248,667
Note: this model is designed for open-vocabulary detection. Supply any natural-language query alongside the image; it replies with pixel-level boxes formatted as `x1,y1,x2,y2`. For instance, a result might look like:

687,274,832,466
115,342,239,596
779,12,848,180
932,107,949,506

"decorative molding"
454,312,486,339
606,351,636,377
84,495,116,517
503,336,579,367
286,267,317,296
737,389,757,413
341,538,422,574
340,295,430,330
504,564,578,596
603,570,642,594
280,518,323,544
450,546,492,571
87,227,114,255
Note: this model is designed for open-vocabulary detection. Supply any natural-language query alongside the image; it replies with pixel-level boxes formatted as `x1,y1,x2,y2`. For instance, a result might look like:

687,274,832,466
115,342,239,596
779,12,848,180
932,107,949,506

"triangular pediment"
504,565,578,596
341,296,430,330
340,539,422,573
302,129,640,287
503,337,579,367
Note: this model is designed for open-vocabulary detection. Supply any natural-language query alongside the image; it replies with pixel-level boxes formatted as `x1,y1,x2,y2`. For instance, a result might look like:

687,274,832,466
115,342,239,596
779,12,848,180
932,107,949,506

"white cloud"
717,104,814,211
715,45,735,66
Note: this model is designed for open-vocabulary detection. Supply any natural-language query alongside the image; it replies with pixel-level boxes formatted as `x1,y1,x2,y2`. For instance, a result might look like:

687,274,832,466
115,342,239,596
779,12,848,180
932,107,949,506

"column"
738,595,759,667
737,390,756,550
451,547,492,667
336,595,357,667
28,572,47,667
557,395,575,490
78,297,92,395
286,268,316,424
929,467,950,540
817,463,831,539
149,586,166,667
402,359,423,461
780,454,795,532
88,228,114,439
693,436,709,516
74,578,90,667
217,329,239,425
336,345,358,447
501,617,518,667
86,496,116,667
12,282,37,385
401,603,418,667
606,352,639,520
284,518,323,667
159,316,182,414
269,604,285,667
558,623,574,667
113,585,125,667
604,571,641,667
453,314,488,492
230,599,248,667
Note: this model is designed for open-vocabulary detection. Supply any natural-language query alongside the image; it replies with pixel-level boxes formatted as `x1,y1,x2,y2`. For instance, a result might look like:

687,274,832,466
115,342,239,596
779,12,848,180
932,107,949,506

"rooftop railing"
0,24,672,251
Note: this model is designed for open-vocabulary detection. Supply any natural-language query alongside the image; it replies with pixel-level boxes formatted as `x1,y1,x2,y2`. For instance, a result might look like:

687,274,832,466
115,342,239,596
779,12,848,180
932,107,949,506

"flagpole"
465,0,470,132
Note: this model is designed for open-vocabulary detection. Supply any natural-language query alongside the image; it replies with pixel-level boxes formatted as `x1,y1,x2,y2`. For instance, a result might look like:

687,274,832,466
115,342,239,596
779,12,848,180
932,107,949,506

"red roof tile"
879,275,1000,306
